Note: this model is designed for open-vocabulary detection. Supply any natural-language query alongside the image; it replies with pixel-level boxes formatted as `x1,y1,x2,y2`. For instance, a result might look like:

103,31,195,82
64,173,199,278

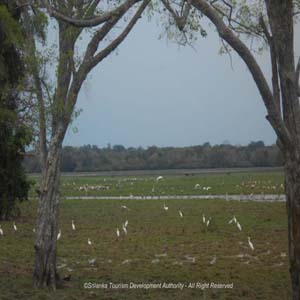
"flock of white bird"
54,203,254,252
0,174,256,261
0,202,255,252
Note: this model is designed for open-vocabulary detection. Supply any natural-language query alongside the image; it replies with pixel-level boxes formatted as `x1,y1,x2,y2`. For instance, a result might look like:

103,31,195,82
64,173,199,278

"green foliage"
24,142,282,173
0,106,33,219
0,1,32,220
31,10,48,43
0,4,23,80
0,4,23,46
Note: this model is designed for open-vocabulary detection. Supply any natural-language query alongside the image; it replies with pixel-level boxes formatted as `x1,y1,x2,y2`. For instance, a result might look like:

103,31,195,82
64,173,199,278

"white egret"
209,255,217,265
179,210,183,218
121,205,130,210
116,228,120,237
88,238,92,245
163,203,168,211
122,259,132,265
57,229,61,240
13,222,17,232
184,255,196,263
155,253,167,258
0,225,3,236
248,237,254,251
206,218,211,227
228,215,237,224
156,176,163,181
122,224,127,235
124,220,128,228
72,220,76,231
88,258,96,265
236,222,242,231
202,214,206,224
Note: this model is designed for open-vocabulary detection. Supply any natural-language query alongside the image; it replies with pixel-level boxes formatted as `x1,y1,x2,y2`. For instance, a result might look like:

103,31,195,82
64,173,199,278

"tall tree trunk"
285,154,300,300
33,131,63,289
267,2,300,298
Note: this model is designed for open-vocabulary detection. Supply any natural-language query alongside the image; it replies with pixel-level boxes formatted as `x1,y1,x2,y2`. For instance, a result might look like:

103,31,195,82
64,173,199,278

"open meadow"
0,170,290,299
29,169,285,198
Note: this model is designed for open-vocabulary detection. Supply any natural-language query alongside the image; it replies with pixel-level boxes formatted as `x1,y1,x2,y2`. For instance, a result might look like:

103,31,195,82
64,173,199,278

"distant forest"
23,141,283,173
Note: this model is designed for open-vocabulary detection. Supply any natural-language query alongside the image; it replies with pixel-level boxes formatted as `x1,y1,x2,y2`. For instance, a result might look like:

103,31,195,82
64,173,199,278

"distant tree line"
23,141,283,173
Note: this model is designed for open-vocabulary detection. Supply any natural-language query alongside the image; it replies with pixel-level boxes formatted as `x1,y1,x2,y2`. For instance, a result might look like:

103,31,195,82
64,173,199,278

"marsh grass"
0,195,290,299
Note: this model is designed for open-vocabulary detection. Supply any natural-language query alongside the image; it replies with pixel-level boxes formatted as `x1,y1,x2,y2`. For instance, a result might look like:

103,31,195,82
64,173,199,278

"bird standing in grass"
209,255,217,265
156,176,163,181
0,225,3,236
122,224,127,235
206,218,211,227
202,214,206,224
163,203,168,211
72,220,76,231
121,205,130,210
248,237,254,250
13,222,17,232
116,228,120,237
124,220,128,228
57,229,61,241
236,221,242,231
228,215,237,224
88,238,92,245
179,210,183,218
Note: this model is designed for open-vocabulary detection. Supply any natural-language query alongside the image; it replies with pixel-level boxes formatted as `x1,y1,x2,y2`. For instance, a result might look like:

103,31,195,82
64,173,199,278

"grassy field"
0,194,290,299
29,171,285,197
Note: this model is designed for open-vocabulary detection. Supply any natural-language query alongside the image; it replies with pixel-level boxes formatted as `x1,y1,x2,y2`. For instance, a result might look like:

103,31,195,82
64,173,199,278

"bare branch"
89,0,150,69
21,5,48,166
66,0,149,114
46,0,141,27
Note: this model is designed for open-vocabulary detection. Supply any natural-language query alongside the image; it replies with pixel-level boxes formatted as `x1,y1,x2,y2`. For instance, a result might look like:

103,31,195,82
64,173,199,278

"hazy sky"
64,16,300,148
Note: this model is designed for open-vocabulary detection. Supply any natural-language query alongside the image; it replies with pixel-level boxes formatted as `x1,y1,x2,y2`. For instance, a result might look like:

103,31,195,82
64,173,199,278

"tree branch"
259,15,281,113
21,6,48,167
191,0,293,149
161,0,191,31
46,0,141,27
89,0,149,69
65,0,149,122
210,1,265,39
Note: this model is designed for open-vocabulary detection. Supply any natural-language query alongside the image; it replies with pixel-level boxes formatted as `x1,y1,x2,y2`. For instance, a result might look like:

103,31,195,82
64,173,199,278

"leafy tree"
19,0,150,289
0,1,32,220
161,0,300,298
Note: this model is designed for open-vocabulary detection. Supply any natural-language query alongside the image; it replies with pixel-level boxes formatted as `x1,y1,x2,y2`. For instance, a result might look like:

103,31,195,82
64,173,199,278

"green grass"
0,197,290,299
29,171,284,197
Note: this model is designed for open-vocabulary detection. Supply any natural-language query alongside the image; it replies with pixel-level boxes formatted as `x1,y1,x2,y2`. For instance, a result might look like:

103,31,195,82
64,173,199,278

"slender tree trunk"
33,131,64,289
285,153,300,300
